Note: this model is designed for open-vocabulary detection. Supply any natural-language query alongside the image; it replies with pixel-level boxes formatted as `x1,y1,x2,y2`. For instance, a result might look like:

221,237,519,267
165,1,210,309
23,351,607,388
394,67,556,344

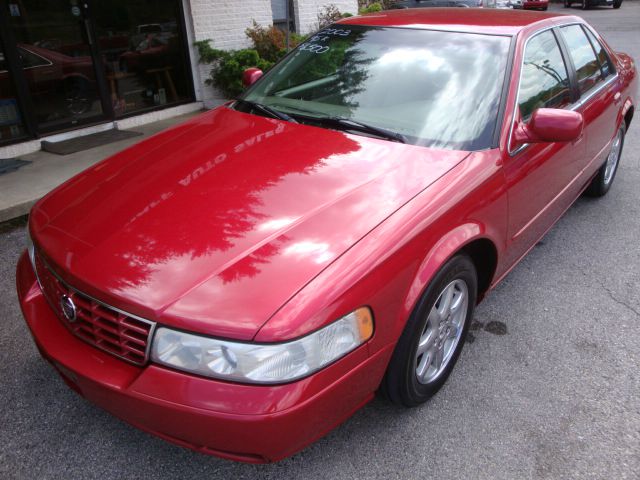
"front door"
6,0,107,133
503,28,585,267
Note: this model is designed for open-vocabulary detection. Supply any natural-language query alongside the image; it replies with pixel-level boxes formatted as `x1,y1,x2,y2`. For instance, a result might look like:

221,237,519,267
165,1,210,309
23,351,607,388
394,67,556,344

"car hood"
31,107,469,340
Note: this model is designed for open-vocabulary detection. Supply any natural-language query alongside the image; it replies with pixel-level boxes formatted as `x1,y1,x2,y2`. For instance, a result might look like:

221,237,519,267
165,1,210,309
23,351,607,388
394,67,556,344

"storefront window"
93,0,192,117
7,0,106,132
0,38,27,142
0,0,193,145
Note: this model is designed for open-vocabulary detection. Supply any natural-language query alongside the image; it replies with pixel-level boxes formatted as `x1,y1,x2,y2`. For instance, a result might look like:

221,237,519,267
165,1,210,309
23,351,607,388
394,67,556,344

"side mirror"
513,108,583,144
242,67,263,88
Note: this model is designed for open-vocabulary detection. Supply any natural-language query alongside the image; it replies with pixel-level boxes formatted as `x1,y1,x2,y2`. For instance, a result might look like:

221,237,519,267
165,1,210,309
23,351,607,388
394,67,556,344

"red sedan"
17,9,636,463
512,0,549,10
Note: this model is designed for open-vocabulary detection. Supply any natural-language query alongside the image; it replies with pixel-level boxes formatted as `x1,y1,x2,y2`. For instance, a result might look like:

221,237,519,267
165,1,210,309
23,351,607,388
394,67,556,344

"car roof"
338,8,580,36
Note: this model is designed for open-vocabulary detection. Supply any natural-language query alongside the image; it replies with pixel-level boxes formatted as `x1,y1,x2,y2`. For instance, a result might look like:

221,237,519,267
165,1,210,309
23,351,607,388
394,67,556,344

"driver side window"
518,30,571,121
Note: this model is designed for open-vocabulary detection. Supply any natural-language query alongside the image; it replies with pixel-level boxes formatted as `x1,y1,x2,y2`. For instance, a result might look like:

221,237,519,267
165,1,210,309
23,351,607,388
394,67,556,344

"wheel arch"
61,73,92,86
459,238,498,301
403,224,500,320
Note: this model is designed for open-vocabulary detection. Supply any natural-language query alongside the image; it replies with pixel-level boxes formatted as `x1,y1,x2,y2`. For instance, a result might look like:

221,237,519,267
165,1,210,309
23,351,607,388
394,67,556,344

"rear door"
558,24,619,170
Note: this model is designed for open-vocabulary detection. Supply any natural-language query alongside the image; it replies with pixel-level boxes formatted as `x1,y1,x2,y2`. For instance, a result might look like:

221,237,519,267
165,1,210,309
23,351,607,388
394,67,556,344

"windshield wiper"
234,99,298,123
312,116,407,144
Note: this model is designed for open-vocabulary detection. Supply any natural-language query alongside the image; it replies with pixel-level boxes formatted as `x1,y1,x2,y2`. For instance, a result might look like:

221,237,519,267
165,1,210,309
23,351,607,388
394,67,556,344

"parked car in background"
17,8,636,463
512,0,548,10
118,35,170,72
564,0,622,9
0,44,96,121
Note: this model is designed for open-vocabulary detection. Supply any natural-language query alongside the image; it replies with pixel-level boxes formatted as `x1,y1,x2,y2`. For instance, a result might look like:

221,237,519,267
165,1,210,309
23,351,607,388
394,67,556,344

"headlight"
151,307,374,384
26,225,36,269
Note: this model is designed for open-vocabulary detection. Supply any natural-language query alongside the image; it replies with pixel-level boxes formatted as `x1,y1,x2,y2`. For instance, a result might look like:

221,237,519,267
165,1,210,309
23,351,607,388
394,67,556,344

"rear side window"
560,25,603,95
18,48,49,69
584,27,614,78
518,30,571,121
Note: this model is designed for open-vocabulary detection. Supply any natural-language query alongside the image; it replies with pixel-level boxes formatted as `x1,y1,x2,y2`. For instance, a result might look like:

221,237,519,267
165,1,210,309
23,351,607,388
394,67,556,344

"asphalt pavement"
1,4,639,479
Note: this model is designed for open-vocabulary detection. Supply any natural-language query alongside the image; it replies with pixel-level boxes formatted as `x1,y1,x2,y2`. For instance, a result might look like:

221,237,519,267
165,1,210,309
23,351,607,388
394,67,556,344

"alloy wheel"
415,279,468,385
603,128,623,186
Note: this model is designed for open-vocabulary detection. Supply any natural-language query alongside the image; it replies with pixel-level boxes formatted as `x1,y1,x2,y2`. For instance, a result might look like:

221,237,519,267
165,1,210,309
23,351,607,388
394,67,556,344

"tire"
381,254,477,407
585,124,625,197
613,0,622,8
542,6,548,10
564,0,571,7
582,0,588,9
63,78,91,117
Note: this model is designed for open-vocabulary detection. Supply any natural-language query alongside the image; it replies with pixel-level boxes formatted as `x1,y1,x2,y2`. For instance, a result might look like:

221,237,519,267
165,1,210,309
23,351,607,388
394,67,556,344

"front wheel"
564,0,572,6
582,0,589,9
381,254,477,407
613,0,622,8
585,125,625,197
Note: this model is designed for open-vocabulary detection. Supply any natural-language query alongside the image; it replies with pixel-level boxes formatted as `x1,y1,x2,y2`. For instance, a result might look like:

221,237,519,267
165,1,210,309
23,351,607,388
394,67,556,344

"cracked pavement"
1,4,639,479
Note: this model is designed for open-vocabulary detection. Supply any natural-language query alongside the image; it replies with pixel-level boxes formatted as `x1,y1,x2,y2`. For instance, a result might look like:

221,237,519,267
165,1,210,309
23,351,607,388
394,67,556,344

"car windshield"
240,25,511,151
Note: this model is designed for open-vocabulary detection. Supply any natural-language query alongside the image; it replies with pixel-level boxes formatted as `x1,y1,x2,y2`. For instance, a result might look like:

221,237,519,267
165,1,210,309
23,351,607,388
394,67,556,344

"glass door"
0,35,28,142
6,0,107,132
93,0,194,118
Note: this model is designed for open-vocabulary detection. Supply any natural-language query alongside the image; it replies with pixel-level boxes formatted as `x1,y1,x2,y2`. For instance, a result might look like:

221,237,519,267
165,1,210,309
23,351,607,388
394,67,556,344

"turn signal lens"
151,307,374,384
353,307,374,342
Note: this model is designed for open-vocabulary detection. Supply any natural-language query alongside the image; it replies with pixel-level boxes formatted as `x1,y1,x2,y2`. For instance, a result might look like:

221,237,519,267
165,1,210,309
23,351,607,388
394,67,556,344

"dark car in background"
391,0,486,8
564,0,622,8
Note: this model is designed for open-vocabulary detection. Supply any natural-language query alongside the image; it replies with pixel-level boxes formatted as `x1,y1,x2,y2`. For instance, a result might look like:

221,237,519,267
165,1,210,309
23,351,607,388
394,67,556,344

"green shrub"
245,21,304,63
359,2,383,13
196,21,310,99
195,40,272,98
317,4,344,30
359,0,397,9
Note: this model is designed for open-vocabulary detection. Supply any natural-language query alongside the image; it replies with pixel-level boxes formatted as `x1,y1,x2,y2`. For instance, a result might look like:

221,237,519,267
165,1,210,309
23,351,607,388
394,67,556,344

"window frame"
516,28,573,123
508,22,620,157
508,25,575,156
581,24,616,81
558,24,605,98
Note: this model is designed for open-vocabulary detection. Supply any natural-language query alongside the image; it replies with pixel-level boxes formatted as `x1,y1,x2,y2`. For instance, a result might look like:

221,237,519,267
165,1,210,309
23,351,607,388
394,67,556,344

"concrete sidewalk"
0,111,203,223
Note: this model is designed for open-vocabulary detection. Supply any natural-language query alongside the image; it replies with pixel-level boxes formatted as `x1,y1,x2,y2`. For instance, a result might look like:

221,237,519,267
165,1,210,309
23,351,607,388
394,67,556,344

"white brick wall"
183,0,358,104
293,0,358,35
186,0,274,105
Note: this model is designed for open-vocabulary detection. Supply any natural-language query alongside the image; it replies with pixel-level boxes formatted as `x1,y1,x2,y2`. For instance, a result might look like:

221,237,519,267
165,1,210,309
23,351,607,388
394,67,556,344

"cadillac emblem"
60,294,77,322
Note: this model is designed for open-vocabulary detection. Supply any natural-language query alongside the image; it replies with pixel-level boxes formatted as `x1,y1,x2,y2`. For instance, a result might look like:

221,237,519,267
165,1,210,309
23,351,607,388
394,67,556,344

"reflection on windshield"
243,25,511,151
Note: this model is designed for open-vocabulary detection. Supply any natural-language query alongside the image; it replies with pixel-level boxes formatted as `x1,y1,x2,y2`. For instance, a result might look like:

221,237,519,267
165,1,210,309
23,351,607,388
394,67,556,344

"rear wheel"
564,0,572,7
585,125,625,197
582,0,589,9
613,0,622,8
63,78,91,117
382,255,477,407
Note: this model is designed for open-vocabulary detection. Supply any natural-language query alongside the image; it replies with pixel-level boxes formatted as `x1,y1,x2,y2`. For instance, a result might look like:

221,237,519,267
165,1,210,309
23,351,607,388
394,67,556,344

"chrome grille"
34,251,155,366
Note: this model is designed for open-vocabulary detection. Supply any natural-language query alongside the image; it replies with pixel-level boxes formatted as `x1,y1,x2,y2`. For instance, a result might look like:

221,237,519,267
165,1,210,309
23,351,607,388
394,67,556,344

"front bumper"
16,252,389,462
